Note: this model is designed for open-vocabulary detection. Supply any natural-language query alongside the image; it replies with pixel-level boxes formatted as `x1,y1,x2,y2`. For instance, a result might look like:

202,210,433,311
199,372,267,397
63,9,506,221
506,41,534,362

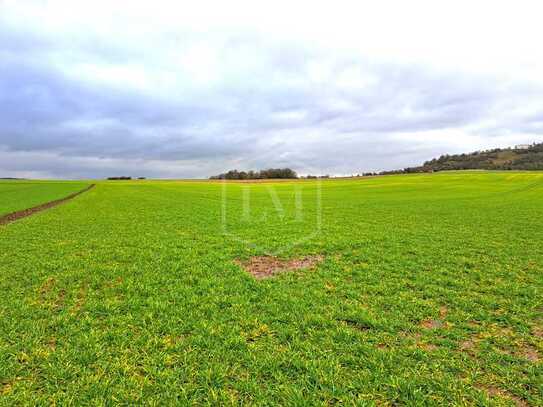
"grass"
0,172,541,405
0,181,90,216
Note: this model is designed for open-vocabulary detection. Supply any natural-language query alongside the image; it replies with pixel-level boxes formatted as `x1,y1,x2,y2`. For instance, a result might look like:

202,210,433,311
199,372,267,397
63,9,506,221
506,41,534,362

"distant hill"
420,143,543,172
370,143,543,176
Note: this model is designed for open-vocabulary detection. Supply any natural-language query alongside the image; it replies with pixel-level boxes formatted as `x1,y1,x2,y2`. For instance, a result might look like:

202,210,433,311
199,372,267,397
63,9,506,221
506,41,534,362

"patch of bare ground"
0,184,95,226
476,385,528,407
420,319,445,329
532,326,543,338
399,331,438,352
418,342,438,351
521,345,540,362
459,339,477,353
237,255,323,279
419,306,450,330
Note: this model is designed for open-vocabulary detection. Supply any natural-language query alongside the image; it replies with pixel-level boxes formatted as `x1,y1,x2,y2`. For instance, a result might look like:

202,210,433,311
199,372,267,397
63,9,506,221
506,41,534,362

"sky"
1,0,543,179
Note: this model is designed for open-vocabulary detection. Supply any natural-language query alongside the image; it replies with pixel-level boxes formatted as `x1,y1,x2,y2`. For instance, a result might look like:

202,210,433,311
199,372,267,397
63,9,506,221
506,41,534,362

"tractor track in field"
0,184,95,226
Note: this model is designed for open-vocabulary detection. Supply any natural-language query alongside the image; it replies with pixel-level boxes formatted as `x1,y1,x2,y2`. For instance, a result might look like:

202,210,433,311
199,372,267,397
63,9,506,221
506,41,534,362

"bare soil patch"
0,184,95,226
459,339,476,351
420,319,444,329
237,255,323,279
532,326,543,338
521,345,540,362
476,385,528,407
418,342,438,351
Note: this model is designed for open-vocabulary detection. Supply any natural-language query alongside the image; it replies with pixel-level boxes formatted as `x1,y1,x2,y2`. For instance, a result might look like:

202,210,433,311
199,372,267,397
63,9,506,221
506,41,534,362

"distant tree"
210,168,298,180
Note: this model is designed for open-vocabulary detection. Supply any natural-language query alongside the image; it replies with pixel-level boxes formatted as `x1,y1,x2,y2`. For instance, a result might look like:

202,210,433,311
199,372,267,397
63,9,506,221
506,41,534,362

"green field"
0,172,542,405
0,181,90,216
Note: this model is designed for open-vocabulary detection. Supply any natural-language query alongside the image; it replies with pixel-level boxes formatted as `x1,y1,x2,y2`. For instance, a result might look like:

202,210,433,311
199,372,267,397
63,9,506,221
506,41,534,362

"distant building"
515,144,531,150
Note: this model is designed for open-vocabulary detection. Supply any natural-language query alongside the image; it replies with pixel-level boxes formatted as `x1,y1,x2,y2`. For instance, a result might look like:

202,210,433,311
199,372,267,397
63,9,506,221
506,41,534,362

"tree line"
210,168,298,180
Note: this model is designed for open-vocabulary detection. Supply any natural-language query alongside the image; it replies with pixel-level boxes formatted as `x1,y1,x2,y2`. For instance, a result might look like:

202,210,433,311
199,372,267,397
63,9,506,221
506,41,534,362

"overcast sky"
1,0,542,179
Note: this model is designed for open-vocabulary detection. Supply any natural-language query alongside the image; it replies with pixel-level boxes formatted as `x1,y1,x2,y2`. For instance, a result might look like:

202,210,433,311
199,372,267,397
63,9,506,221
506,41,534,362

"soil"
476,385,528,407
521,345,540,362
0,184,95,226
237,255,324,279
418,343,438,351
459,339,475,351
532,326,543,338
420,319,444,329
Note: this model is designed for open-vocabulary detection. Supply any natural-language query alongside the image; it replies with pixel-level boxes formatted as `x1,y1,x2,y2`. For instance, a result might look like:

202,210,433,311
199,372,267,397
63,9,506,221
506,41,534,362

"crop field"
0,172,542,405
0,181,90,217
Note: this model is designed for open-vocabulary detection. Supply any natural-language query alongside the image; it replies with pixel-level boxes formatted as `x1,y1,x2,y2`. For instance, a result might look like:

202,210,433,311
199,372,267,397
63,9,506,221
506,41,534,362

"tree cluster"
210,168,298,180
107,176,132,180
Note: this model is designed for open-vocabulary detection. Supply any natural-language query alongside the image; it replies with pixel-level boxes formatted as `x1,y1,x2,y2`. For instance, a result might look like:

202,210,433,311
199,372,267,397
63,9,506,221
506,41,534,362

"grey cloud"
1,21,542,178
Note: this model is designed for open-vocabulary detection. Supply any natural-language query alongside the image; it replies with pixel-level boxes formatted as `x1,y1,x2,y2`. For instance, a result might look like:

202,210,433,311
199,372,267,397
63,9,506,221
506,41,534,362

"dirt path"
0,184,95,226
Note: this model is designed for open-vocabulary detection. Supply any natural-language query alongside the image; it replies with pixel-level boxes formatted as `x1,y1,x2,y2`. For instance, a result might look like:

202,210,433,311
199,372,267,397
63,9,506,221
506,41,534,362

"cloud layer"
1,0,543,178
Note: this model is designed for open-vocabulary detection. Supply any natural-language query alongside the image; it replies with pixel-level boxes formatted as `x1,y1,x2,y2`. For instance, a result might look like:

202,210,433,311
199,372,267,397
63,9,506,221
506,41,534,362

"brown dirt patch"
532,326,543,338
0,184,95,226
476,385,528,407
521,345,540,362
237,255,323,279
459,339,476,351
418,342,438,351
420,319,444,329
